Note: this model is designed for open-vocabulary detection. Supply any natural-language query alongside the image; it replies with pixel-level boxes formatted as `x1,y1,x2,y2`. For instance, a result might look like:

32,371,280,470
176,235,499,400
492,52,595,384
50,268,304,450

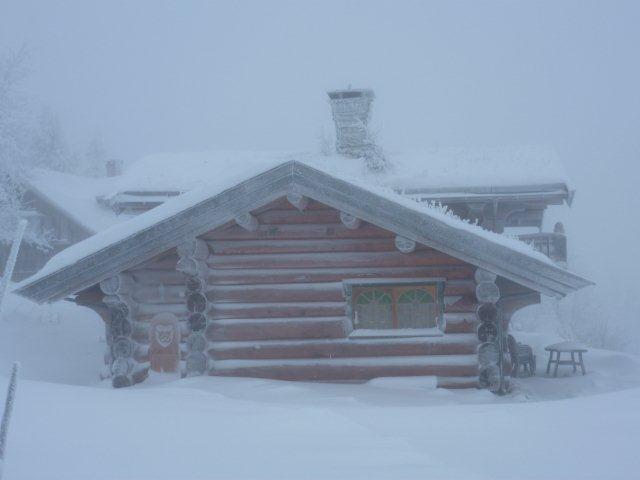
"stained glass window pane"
396,289,436,328
355,289,393,329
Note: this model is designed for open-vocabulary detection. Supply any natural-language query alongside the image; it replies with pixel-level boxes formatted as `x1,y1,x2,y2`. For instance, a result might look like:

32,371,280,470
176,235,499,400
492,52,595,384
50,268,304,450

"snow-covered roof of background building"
22,145,570,240
23,169,122,233
113,146,568,194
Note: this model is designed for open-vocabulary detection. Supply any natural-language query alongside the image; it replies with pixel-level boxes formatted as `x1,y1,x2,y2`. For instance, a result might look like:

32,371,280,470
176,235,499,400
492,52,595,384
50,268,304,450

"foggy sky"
2,1,640,341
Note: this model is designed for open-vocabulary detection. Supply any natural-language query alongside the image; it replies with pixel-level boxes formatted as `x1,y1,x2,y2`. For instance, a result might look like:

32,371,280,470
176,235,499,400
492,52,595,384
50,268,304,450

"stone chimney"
327,88,387,171
105,159,123,177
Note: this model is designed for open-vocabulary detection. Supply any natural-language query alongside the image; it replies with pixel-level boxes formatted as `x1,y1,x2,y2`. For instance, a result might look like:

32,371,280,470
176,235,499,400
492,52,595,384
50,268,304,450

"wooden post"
553,352,560,377
466,203,485,225
0,362,19,480
474,268,506,394
177,238,210,377
100,274,142,388
0,220,27,322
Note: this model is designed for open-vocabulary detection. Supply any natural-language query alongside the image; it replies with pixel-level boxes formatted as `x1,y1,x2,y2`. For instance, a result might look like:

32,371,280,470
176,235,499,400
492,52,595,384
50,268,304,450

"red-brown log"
203,281,475,304
210,336,478,360
206,284,343,303
129,270,187,286
207,238,397,255
207,250,466,270
207,302,346,319
444,296,477,313
203,223,394,241
256,208,341,225
206,265,475,285
129,255,180,271
443,314,478,334
206,317,349,341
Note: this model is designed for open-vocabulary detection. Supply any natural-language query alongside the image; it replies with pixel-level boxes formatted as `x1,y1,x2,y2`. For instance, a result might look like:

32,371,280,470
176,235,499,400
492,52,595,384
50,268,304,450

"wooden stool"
545,342,587,377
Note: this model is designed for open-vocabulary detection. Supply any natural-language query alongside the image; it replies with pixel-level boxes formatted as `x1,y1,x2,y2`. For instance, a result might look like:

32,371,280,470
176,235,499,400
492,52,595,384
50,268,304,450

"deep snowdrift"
0,293,103,384
1,293,639,479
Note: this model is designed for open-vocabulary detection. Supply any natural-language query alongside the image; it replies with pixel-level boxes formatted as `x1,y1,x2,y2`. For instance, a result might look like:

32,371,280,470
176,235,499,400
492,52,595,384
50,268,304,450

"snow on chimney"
327,88,387,171
105,159,123,177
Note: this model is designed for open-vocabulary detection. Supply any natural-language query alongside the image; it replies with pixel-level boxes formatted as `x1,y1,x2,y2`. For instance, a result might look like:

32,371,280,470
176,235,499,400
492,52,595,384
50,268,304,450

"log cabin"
14,89,593,393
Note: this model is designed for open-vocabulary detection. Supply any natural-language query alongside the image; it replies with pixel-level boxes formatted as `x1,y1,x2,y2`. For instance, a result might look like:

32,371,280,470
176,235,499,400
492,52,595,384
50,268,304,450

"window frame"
343,278,446,334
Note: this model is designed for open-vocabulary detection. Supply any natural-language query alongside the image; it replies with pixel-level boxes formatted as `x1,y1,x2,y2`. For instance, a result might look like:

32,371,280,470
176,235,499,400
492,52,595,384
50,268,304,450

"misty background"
1,0,639,349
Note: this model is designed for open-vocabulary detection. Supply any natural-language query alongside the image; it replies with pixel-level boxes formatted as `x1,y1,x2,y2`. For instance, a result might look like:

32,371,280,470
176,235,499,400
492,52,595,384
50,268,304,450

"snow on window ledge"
349,328,444,339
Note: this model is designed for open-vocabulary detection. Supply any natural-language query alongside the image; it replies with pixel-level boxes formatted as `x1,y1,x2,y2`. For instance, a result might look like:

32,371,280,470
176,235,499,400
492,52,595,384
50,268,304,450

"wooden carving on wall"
149,312,180,373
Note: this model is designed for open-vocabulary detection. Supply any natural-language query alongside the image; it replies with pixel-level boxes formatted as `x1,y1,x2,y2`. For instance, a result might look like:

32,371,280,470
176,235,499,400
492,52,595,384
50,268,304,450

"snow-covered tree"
0,47,55,249
30,107,72,172
0,47,31,245
83,135,108,177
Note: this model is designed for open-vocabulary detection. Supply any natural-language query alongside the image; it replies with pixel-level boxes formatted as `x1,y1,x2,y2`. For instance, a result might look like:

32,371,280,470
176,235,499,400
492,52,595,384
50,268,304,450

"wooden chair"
507,334,536,377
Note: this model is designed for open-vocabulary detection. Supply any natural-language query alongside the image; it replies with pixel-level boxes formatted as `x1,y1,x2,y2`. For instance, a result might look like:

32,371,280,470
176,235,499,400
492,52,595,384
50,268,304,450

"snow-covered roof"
114,150,299,193
23,169,122,233
15,159,591,303
114,146,568,194
22,146,569,240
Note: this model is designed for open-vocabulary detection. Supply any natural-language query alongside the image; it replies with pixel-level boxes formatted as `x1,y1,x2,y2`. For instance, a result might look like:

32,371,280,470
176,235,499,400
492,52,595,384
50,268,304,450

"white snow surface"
115,149,300,192
23,146,567,239
117,146,568,192
18,153,561,292
24,168,121,233
1,292,639,480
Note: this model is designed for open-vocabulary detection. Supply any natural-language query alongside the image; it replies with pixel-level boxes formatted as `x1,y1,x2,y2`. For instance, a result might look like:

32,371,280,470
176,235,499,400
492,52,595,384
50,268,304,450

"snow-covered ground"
2,293,640,479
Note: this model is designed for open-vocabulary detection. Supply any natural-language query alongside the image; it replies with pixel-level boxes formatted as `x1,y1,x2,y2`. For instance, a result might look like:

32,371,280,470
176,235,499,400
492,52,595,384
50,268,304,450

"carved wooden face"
149,313,180,373
154,323,175,348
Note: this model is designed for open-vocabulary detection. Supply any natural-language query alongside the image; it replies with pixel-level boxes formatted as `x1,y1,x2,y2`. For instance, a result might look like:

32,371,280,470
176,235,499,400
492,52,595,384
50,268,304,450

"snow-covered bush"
512,287,637,354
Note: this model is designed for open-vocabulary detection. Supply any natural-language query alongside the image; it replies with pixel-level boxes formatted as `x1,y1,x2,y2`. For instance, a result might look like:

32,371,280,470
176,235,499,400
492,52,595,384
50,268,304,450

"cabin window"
355,289,393,329
347,280,443,332
396,287,437,328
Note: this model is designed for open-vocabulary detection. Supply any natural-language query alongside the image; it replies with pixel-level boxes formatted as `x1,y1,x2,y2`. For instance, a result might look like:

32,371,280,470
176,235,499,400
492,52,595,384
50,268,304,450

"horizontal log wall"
97,251,190,386
119,197,491,385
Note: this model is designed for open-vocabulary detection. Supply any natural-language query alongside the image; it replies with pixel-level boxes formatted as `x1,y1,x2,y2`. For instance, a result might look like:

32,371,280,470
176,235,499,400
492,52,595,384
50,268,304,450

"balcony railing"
518,232,567,265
